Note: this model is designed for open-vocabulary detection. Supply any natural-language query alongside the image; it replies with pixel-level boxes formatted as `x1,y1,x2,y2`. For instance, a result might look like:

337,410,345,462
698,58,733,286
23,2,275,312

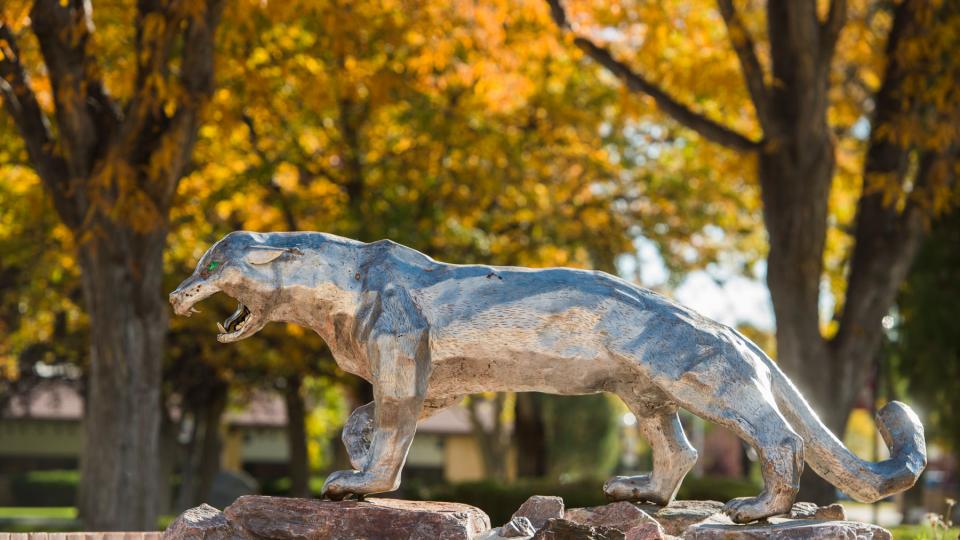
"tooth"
189,307,201,314
217,322,226,334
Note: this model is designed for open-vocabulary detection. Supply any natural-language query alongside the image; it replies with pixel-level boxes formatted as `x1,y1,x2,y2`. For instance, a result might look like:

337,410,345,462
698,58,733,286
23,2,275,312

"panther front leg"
343,395,464,472
342,401,377,471
322,300,430,500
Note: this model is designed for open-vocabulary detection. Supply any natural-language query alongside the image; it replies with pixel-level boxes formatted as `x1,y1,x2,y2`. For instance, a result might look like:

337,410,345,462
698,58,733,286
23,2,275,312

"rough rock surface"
788,501,847,521
165,496,490,540
682,519,892,539
624,522,668,540
634,501,730,536
532,518,625,540
165,496,889,540
565,501,664,536
162,503,244,540
501,516,537,538
511,495,565,530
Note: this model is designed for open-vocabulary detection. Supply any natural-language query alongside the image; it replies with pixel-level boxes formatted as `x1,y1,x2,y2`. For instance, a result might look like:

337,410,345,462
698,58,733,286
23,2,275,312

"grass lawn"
890,525,960,540
0,507,77,519
0,507,80,533
0,507,176,532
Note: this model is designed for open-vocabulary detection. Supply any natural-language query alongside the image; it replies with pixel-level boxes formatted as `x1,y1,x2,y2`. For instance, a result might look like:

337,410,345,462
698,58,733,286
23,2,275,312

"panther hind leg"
664,370,803,523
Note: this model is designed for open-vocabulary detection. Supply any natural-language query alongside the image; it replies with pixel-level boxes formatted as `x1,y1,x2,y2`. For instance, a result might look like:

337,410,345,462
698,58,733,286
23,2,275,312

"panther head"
169,231,303,343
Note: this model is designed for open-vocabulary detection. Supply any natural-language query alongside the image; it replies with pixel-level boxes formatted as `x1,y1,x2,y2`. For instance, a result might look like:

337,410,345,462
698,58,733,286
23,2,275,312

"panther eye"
200,260,220,278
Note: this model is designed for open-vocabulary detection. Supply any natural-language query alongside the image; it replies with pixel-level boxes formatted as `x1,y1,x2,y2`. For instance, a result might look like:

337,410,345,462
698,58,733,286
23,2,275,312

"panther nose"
169,279,198,316
169,291,188,316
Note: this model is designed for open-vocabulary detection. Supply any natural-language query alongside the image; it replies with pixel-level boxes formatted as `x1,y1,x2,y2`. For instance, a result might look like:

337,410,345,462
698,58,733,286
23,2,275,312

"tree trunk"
174,378,228,511
467,394,512,482
515,393,547,478
158,408,180,517
1,0,223,529
759,143,840,504
194,382,227,505
77,229,167,530
285,375,311,498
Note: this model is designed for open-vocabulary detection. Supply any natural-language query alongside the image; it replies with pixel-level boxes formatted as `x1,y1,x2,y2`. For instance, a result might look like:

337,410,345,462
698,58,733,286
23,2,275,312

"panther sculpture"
169,231,926,523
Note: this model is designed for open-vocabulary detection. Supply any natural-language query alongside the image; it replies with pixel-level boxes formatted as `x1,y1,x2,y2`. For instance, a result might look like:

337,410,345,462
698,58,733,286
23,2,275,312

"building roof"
418,405,474,434
2,381,83,420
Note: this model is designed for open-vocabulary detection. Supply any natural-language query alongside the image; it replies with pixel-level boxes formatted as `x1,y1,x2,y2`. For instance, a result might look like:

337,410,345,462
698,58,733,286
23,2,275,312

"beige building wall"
442,434,516,482
407,434,444,467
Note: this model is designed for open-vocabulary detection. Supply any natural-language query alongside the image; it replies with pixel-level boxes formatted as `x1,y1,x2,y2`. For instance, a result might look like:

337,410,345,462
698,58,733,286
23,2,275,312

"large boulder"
164,496,490,540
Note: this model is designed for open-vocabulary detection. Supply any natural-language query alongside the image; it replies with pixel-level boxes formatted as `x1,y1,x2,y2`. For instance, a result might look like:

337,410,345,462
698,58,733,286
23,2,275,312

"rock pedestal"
164,496,892,540
163,495,490,540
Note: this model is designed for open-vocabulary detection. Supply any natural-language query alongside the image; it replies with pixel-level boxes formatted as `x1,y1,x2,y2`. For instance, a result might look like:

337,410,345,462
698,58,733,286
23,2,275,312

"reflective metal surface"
170,231,926,523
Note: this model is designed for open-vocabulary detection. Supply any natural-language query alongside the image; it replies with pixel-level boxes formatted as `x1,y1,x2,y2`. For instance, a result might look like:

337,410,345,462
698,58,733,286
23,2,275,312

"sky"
617,237,776,331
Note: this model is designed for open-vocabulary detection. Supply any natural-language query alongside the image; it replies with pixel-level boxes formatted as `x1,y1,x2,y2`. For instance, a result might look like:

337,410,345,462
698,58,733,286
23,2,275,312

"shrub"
410,475,762,525
260,475,327,497
675,475,761,502
9,470,79,507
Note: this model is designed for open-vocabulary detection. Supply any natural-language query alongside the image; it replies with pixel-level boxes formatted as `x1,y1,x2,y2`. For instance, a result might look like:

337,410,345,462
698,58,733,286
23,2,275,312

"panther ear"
245,246,293,265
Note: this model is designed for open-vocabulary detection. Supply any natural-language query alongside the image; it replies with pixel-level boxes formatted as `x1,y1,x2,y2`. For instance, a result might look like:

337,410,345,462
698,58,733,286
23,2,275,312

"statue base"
164,496,892,540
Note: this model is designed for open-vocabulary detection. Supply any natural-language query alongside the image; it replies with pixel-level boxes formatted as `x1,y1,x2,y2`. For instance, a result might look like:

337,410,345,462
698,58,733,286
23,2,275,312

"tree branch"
118,0,224,211
820,0,847,60
0,23,53,167
241,112,301,231
30,0,118,179
716,0,772,130
159,0,225,208
0,22,76,225
544,0,760,152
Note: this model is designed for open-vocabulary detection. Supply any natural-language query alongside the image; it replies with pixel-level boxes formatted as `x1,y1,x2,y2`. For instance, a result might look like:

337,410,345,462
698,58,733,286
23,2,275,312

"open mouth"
216,302,258,342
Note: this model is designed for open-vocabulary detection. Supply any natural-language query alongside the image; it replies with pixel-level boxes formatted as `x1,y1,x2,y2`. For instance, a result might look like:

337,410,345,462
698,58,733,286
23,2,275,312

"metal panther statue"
170,231,925,523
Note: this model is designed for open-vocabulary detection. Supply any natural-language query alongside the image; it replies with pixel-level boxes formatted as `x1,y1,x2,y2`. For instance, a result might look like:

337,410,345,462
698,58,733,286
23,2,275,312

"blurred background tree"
1,0,224,529
544,0,960,501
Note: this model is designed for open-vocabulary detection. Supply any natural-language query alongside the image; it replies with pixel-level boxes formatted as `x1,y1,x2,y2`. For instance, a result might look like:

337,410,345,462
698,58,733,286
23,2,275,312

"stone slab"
634,501,731,536
787,502,846,521
223,495,489,540
532,518,625,540
681,519,892,539
565,501,664,536
164,496,490,540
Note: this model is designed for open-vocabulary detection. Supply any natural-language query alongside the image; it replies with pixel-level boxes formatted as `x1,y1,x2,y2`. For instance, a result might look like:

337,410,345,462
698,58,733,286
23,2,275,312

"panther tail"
770,365,926,502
